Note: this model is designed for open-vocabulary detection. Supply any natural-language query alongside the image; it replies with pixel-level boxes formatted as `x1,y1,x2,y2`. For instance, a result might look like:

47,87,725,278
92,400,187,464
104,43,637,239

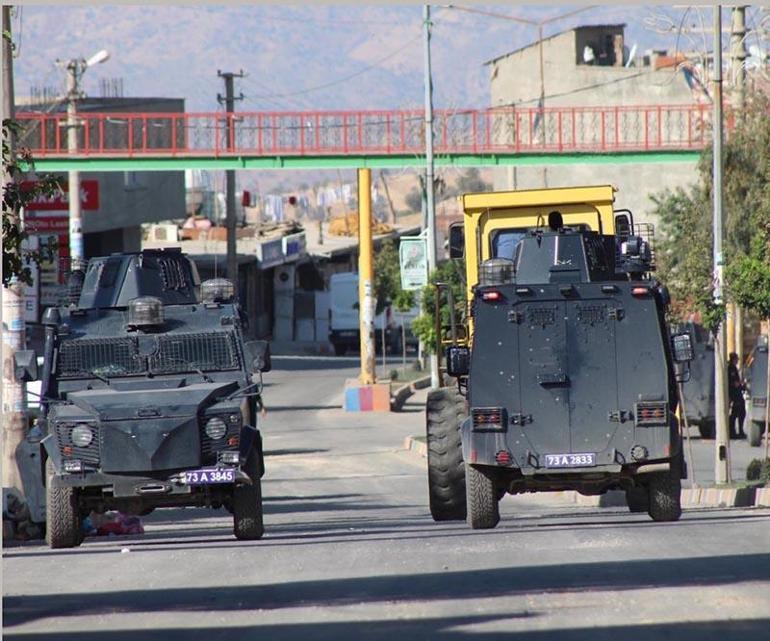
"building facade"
486,24,703,221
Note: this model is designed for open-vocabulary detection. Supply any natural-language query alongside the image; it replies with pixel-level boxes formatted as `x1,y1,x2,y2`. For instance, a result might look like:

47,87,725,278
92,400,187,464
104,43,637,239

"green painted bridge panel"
22,150,701,172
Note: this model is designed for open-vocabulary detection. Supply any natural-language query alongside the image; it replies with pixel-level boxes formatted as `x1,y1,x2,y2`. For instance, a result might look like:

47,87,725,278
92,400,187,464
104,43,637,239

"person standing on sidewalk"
728,352,747,439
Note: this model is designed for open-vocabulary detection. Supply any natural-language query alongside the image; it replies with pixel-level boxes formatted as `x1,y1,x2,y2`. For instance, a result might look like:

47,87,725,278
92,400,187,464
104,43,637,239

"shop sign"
23,180,100,211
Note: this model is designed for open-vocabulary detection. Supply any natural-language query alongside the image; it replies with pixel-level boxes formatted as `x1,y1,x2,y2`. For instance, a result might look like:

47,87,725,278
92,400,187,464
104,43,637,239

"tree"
404,187,423,214
411,258,466,353
650,90,770,330
373,240,415,315
456,167,490,194
3,119,58,286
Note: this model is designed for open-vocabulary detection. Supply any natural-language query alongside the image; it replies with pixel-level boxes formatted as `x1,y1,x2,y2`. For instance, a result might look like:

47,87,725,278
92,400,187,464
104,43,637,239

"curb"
391,375,432,411
402,436,770,509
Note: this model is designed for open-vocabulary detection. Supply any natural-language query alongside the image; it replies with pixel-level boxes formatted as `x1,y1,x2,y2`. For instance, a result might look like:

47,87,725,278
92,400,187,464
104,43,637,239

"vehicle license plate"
544,453,596,468
185,468,236,485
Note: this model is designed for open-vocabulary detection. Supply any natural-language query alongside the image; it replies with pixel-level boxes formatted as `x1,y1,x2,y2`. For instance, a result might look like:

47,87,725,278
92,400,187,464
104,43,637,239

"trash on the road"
120,547,131,554
3,490,44,541
83,511,145,537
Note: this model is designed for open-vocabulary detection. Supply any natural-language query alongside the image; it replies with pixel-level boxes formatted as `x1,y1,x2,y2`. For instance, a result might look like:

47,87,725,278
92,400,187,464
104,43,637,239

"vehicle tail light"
495,450,514,466
635,402,668,426
481,290,502,302
472,407,506,431
631,286,650,297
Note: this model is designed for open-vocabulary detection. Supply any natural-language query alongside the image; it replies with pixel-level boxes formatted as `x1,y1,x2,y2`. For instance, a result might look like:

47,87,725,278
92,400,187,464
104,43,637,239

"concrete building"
486,24,703,221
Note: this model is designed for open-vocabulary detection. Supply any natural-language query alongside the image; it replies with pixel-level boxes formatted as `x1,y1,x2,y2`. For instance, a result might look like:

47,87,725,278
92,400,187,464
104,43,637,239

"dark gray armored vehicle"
678,322,716,439
26,249,270,548
746,335,768,446
429,223,693,528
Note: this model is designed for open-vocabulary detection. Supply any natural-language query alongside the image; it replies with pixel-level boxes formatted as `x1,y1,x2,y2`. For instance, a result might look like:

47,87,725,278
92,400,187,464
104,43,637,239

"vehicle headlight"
205,417,227,440
228,413,241,425
71,424,94,447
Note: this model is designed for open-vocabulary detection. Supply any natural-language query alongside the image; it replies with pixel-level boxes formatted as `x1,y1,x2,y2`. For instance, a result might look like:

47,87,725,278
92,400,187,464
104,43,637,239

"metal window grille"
150,332,240,373
58,337,143,377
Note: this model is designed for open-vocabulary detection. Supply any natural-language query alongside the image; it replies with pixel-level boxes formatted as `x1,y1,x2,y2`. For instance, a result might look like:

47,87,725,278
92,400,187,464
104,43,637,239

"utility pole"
217,70,244,295
1,4,27,496
65,60,84,270
357,169,376,385
731,6,747,365
59,49,109,270
423,4,439,389
712,5,731,485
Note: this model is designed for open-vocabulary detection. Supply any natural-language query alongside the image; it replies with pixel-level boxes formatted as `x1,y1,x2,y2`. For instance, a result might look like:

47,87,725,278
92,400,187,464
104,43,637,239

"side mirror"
448,222,465,259
672,333,694,363
446,345,470,377
14,350,39,382
245,340,271,373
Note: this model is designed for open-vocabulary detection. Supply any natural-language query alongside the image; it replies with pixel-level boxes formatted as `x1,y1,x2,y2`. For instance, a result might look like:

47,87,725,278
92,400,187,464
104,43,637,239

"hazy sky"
12,4,761,111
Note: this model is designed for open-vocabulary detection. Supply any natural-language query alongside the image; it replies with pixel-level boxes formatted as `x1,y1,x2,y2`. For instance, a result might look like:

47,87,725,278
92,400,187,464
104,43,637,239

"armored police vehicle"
678,322,716,439
17,249,271,548
426,185,692,529
746,335,768,446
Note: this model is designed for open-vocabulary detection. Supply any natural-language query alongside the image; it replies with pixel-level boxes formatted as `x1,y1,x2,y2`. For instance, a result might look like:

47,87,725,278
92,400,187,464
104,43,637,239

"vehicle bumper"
50,467,252,497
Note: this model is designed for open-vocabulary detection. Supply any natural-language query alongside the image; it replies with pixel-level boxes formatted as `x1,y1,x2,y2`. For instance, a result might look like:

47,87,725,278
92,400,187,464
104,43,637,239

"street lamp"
56,49,110,271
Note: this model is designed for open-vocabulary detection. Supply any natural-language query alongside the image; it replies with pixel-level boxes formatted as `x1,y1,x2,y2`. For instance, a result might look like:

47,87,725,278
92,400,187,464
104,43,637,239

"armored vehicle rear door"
514,296,620,455
515,301,571,453
564,299,619,454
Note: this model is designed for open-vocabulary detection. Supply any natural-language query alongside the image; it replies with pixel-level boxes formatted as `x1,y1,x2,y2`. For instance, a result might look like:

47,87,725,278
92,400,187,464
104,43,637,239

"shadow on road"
4,617,769,641
5,554,769,629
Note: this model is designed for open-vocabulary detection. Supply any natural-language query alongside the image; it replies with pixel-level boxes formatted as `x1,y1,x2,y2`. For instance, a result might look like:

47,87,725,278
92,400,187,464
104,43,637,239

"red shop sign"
23,180,100,211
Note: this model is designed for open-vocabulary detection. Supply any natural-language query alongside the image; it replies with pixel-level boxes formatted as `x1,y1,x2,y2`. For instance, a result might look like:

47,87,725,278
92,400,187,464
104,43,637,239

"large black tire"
466,464,500,529
333,343,347,357
697,419,715,440
45,460,83,549
647,468,682,522
233,451,264,540
426,387,467,521
625,486,649,513
749,420,764,447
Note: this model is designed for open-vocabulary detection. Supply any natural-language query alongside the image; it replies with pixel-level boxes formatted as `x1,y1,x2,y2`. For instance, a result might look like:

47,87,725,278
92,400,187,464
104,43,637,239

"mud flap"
238,425,264,478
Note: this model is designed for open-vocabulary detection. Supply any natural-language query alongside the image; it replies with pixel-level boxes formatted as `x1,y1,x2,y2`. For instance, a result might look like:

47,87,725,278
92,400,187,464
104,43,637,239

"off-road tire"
749,420,764,447
466,464,500,529
697,419,715,440
625,486,649,513
333,343,347,357
426,387,467,521
233,451,264,540
647,469,682,522
45,460,83,549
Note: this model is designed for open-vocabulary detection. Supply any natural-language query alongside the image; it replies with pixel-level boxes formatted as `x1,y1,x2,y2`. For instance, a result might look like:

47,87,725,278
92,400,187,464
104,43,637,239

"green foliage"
373,240,415,315
651,90,770,329
411,258,466,353
746,458,770,483
2,118,59,287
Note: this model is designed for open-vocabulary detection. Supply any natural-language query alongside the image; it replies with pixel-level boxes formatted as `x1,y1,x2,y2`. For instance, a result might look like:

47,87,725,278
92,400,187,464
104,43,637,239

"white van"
329,272,400,356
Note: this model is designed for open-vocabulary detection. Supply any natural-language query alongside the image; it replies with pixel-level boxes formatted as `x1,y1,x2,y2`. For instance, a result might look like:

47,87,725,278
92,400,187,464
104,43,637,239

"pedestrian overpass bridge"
17,103,711,171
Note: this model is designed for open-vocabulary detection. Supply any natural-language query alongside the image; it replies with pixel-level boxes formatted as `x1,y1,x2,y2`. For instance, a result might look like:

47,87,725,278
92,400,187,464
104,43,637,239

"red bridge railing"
16,104,714,158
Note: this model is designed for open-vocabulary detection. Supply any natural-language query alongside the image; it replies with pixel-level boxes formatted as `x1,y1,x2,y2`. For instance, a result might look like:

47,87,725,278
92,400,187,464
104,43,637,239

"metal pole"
712,5,731,485
731,6,747,365
66,60,84,270
423,4,439,389
358,168,376,385
218,70,243,296
1,4,27,496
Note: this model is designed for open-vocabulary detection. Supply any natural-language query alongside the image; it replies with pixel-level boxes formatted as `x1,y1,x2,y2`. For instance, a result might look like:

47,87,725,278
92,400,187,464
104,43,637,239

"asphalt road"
3,356,769,640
